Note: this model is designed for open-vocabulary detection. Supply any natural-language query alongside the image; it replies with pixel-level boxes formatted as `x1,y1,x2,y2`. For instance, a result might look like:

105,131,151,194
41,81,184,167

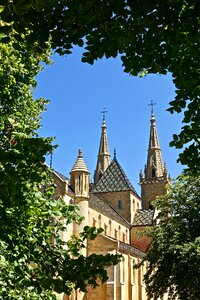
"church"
52,110,170,300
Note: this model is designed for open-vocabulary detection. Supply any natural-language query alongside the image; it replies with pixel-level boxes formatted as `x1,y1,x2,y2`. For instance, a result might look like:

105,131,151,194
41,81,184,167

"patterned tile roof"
92,157,138,195
89,194,129,226
132,209,154,226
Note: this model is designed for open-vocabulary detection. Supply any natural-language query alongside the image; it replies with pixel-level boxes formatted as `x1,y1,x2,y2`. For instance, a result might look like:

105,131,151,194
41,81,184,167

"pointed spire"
140,112,170,209
70,148,89,173
94,116,111,184
144,112,167,179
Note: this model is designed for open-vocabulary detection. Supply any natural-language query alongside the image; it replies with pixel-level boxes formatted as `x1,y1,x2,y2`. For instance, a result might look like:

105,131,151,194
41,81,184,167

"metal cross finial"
148,100,157,114
101,108,108,121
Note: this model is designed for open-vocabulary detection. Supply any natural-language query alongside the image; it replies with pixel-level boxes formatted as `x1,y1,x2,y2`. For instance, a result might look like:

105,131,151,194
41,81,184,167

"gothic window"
109,219,112,235
152,168,156,178
93,217,97,227
118,225,121,240
123,232,126,242
118,200,122,209
104,223,108,235
132,200,135,211
98,214,101,227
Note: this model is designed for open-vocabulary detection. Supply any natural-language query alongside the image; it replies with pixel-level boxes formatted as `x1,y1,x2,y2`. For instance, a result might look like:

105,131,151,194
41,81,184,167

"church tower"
140,111,170,209
94,114,111,185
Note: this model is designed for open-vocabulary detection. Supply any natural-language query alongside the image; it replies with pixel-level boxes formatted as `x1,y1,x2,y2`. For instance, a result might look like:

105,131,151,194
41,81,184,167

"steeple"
145,112,166,179
140,112,170,209
94,117,111,185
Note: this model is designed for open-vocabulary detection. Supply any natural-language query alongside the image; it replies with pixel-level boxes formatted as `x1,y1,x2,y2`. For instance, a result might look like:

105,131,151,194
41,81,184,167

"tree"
142,175,200,299
0,0,199,172
0,40,120,299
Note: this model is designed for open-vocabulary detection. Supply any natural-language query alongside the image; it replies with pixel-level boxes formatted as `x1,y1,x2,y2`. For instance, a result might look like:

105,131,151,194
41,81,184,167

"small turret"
70,148,90,200
70,149,90,259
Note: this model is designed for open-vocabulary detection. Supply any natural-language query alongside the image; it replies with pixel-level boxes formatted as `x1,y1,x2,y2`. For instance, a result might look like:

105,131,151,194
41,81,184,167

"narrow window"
78,175,81,191
84,174,87,191
118,200,122,209
152,168,156,178
104,223,108,235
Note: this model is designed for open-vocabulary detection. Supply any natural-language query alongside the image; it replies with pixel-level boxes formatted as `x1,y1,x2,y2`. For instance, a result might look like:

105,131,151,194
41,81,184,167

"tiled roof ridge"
92,157,139,195
113,157,139,195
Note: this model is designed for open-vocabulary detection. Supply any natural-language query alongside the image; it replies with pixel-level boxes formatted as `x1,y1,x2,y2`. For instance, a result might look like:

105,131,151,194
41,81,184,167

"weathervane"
148,100,157,114
101,108,108,121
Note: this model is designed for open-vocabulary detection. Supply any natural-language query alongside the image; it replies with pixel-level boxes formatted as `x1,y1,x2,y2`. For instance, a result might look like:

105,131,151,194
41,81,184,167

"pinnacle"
70,148,89,173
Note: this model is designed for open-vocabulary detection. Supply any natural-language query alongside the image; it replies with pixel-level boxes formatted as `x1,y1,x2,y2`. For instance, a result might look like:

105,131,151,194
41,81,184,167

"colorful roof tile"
132,209,154,226
92,157,138,195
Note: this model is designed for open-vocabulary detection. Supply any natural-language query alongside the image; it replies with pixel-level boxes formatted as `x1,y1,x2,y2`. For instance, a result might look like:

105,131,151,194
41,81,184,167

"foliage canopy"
0,0,200,172
143,175,200,299
0,40,120,299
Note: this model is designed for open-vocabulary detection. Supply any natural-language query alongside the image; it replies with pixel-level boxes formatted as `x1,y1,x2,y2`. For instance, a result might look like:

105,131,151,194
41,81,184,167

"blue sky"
34,47,183,194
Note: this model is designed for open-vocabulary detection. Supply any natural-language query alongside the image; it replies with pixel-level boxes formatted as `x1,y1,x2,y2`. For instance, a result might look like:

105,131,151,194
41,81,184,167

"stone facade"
53,114,169,300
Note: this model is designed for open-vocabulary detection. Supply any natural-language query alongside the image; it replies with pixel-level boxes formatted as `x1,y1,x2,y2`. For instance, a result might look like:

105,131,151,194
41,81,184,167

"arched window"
98,214,101,227
93,217,97,227
118,200,122,209
152,168,156,178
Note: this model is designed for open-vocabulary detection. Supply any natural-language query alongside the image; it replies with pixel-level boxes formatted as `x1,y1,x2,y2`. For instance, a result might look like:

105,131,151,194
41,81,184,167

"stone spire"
145,112,165,179
71,148,89,173
140,112,170,209
94,117,111,185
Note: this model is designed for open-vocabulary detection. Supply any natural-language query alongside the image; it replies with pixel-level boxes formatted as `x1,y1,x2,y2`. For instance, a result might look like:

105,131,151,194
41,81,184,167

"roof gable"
92,157,138,195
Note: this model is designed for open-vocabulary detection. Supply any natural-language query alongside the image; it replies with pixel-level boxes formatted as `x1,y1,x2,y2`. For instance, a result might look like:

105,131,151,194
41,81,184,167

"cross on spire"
101,108,108,121
148,100,157,114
